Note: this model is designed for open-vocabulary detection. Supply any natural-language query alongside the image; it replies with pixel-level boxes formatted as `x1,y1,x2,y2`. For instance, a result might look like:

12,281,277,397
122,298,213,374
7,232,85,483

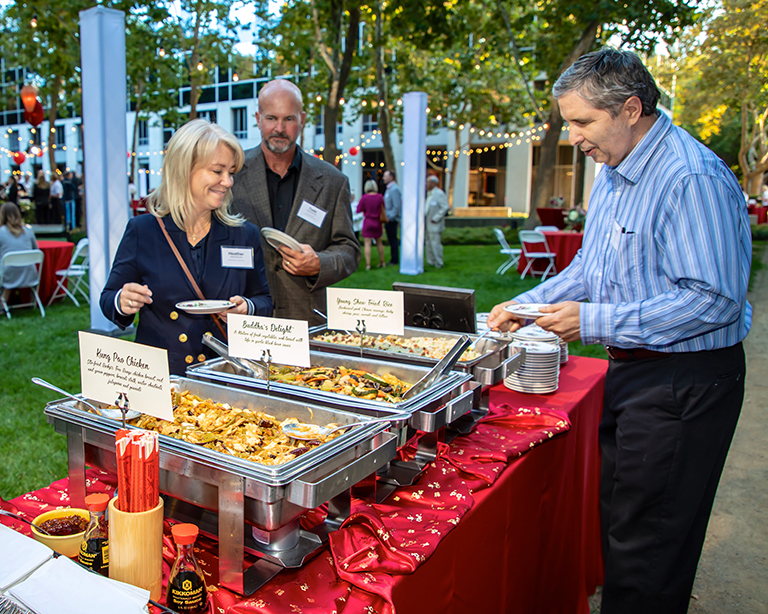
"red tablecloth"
36,240,74,304
518,230,583,275
747,205,767,224
536,208,567,230
2,356,607,614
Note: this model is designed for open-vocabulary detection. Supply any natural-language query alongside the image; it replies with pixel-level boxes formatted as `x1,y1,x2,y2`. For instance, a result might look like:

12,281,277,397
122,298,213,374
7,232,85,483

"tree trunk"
189,52,200,120
322,4,360,167
374,0,395,172
527,20,599,228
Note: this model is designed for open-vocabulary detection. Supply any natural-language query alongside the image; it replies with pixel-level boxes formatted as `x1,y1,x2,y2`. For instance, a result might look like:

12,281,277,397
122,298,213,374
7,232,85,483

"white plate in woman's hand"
175,300,235,314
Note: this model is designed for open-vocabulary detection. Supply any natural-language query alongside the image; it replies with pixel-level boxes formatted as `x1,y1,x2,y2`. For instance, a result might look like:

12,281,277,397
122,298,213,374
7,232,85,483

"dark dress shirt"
265,147,302,231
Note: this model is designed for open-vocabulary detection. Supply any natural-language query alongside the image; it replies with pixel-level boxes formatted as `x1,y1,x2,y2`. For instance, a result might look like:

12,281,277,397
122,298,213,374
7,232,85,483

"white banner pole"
79,6,129,332
399,92,428,276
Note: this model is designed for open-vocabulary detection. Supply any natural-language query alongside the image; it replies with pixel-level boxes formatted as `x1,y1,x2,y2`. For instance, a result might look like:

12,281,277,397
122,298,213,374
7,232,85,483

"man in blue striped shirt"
489,48,750,614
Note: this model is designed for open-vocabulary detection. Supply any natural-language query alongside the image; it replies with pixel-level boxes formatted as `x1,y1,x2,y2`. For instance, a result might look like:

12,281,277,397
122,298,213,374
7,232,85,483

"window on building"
232,107,248,139
55,126,66,147
197,109,217,123
362,113,378,133
138,119,149,146
31,128,42,147
162,120,174,146
315,108,343,135
8,130,19,152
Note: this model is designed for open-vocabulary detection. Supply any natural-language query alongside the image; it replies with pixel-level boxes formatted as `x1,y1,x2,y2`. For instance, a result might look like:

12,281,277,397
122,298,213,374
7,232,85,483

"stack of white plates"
512,324,568,364
504,340,560,394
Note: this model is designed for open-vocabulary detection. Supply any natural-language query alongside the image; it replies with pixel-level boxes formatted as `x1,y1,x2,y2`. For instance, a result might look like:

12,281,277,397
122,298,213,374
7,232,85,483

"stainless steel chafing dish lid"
186,351,474,413
43,376,397,485
308,325,509,369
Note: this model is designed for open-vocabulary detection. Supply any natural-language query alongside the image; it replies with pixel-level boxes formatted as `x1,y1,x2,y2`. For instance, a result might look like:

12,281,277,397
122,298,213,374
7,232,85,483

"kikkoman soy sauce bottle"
167,523,208,614
78,493,109,575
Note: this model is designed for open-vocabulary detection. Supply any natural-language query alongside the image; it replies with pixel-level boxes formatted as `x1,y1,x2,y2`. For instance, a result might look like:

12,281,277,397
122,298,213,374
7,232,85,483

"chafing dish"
186,350,478,433
308,325,524,389
44,377,399,595
187,351,481,493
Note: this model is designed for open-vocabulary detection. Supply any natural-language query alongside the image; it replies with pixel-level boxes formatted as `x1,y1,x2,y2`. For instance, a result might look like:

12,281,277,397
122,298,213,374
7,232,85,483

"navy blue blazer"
100,214,272,375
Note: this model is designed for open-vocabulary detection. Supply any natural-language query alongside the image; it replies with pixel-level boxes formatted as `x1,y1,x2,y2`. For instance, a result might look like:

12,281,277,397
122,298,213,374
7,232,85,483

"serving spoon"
31,377,141,421
0,509,51,535
282,412,411,441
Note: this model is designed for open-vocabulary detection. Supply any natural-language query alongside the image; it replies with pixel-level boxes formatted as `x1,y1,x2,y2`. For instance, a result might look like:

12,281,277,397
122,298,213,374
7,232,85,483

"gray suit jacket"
231,146,361,326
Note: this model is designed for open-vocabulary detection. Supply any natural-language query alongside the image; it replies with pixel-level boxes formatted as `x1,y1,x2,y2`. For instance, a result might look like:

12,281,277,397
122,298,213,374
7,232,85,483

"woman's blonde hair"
364,179,378,194
35,170,49,189
0,201,25,237
147,119,245,230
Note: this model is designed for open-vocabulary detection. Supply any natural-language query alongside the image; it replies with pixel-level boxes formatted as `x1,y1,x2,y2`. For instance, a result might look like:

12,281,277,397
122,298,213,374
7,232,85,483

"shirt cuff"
580,302,615,346
244,297,255,316
114,289,127,317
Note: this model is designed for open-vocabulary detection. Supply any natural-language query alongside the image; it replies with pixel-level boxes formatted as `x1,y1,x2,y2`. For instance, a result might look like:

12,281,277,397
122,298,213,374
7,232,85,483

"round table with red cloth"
535,207,567,230
518,230,584,275
36,240,75,304
2,356,607,614
747,205,767,224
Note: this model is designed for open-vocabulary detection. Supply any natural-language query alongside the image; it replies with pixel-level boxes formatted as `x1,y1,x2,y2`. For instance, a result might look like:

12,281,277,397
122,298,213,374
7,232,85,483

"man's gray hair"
553,48,660,118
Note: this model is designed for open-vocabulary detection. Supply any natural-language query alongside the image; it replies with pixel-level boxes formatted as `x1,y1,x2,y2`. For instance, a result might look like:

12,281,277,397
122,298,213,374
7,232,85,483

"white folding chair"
0,249,46,319
534,225,560,233
519,230,557,281
48,238,89,307
493,228,522,275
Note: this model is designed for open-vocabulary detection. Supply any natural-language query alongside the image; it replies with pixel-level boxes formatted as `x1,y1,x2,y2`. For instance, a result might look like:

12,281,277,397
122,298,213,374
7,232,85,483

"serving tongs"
402,334,471,399
32,377,141,424
201,333,270,381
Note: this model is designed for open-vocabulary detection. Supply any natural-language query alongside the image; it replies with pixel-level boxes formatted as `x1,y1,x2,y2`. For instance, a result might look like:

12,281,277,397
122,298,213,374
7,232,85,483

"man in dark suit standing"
231,80,360,326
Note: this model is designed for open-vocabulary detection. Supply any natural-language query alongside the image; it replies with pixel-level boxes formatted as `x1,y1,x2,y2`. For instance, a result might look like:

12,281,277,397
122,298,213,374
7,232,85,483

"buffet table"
3,356,607,614
518,230,583,276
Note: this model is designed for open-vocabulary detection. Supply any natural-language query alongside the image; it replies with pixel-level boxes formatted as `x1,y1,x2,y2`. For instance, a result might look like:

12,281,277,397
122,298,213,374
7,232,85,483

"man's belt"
604,346,669,361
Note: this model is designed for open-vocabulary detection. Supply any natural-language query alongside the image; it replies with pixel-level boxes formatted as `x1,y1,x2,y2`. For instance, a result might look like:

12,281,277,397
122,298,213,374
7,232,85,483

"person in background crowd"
356,179,386,270
382,169,401,266
6,176,19,205
762,183,768,206
100,119,273,375
488,48,750,614
231,79,360,326
31,171,50,225
350,191,364,240
424,175,450,269
0,201,39,316
49,174,63,227
62,171,77,231
74,172,84,228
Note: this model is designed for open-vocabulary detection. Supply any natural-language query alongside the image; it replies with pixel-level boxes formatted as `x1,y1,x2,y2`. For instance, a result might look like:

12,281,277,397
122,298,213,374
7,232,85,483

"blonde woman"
100,119,272,375
356,179,386,269
0,202,39,313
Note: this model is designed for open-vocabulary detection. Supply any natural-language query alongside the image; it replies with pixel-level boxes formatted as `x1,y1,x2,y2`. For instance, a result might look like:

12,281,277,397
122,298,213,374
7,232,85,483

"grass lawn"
1,239,763,500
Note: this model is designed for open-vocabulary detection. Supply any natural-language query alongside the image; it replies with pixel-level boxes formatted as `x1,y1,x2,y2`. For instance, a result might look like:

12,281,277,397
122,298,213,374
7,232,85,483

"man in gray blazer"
425,175,450,268
231,80,361,326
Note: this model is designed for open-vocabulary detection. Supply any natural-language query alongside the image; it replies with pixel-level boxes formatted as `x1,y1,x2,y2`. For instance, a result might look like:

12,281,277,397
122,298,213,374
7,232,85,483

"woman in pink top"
356,179,386,270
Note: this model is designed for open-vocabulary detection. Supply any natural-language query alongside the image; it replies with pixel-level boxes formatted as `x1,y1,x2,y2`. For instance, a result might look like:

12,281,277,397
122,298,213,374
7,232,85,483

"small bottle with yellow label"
167,523,208,613
78,493,109,575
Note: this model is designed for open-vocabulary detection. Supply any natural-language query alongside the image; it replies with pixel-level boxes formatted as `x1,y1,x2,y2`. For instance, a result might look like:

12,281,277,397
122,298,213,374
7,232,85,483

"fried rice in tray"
131,389,343,466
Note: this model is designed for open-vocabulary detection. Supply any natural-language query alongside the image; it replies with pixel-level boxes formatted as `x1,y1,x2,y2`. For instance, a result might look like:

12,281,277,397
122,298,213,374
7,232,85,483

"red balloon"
36,149,43,158
12,151,27,165
349,146,359,156
24,100,45,127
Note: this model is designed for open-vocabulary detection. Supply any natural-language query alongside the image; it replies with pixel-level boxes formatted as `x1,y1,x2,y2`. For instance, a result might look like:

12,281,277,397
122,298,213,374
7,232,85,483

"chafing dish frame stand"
58,419,395,596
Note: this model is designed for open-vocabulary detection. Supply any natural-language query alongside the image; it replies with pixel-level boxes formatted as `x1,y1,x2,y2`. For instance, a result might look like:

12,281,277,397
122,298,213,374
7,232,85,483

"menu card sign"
327,288,404,335
78,332,173,421
228,315,310,367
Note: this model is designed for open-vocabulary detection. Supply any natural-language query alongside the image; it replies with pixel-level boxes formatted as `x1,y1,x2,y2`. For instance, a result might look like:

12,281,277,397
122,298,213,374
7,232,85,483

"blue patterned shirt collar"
608,111,670,185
